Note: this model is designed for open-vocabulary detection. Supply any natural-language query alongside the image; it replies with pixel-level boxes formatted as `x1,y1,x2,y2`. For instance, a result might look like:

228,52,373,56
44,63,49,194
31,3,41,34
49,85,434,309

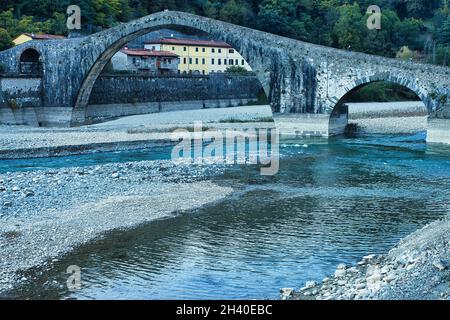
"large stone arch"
70,13,293,126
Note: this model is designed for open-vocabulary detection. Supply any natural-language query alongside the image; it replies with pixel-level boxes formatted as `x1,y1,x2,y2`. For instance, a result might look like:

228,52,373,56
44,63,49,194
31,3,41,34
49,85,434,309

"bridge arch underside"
71,24,270,126
327,77,428,136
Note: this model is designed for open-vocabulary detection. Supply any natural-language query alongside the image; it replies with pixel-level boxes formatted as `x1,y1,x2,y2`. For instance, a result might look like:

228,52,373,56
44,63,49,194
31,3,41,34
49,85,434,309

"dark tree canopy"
0,0,449,65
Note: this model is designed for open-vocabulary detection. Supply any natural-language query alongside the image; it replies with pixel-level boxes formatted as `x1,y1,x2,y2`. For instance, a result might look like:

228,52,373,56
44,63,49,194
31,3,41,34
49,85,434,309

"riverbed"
1,132,450,299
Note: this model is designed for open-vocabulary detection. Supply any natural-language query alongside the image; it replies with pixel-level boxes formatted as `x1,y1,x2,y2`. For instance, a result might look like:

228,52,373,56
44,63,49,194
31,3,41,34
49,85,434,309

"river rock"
24,190,35,197
363,254,376,262
432,260,446,271
337,280,347,286
337,263,346,270
383,274,396,283
406,263,416,271
355,283,366,290
380,265,390,274
305,281,318,289
348,267,359,273
335,268,346,278
366,271,383,291
356,289,369,299
366,265,379,276
280,288,294,299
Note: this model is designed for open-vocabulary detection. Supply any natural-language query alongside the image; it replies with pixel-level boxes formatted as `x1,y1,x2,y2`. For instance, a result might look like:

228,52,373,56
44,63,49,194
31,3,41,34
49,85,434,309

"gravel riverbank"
0,105,274,159
0,160,233,294
282,215,449,300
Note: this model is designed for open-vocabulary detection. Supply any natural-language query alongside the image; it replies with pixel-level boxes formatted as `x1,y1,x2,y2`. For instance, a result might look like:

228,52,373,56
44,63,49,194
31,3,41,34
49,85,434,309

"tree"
0,28,14,51
219,0,254,27
225,65,248,74
396,46,415,60
404,0,442,19
332,3,365,51
394,17,423,50
438,13,450,44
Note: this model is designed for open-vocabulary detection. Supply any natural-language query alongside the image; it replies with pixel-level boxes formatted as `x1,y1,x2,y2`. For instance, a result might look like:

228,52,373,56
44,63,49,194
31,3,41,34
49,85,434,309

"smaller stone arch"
332,73,428,114
328,74,429,136
19,48,43,75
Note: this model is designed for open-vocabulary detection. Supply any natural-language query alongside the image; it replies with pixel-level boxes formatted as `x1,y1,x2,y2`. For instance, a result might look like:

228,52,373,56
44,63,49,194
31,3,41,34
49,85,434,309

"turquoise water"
4,133,450,299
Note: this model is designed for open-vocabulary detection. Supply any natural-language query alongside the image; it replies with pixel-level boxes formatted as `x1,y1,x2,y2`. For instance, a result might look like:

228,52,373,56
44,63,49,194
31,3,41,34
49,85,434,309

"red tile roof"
24,33,66,40
120,48,179,57
145,38,232,48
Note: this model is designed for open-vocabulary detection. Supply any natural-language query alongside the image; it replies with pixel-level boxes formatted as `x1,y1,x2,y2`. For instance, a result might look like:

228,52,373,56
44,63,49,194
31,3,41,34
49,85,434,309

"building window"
211,48,215,53
195,47,199,52
152,46,156,50
195,58,198,64
189,58,192,64
172,46,175,51
202,48,205,52
235,59,238,65
202,70,205,75
229,49,234,54
218,48,222,53
229,59,233,65
218,58,221,65
183,57,187,64
241,59,245,65
224,59,227,65
202,58,205,64
211,58,215,65
184,47,187,51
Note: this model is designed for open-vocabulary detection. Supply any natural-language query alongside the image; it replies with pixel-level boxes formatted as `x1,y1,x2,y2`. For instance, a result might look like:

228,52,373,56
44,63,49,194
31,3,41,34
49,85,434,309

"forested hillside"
0,0,449,65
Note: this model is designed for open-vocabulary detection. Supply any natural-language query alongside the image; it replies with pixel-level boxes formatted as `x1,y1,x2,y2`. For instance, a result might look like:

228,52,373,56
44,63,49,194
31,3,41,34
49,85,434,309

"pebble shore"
281,216,449,300
0,160,233,294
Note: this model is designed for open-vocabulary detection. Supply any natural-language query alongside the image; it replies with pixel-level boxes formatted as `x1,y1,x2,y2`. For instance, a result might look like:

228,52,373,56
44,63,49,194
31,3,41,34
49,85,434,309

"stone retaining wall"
0,76,42,126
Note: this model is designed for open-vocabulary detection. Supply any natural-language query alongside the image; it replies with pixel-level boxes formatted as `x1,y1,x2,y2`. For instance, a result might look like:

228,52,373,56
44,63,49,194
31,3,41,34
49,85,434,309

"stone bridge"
0,10,449,127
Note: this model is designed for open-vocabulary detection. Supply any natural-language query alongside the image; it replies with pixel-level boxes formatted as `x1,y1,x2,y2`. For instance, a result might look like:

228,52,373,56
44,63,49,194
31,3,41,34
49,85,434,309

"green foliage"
438,12,450,44
346,82,421,103
396,46,415,60
225,65,249,74
0,0,449,65
333,3,365,51
0,28,13,51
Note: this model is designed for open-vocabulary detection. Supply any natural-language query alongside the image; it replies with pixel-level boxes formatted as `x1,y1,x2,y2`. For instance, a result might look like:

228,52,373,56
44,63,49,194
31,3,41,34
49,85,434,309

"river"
3,131,450,299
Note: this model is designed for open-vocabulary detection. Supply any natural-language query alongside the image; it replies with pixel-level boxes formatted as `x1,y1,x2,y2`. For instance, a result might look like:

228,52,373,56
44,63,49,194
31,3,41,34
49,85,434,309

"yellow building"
13,33,66,46
144,38,252,75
